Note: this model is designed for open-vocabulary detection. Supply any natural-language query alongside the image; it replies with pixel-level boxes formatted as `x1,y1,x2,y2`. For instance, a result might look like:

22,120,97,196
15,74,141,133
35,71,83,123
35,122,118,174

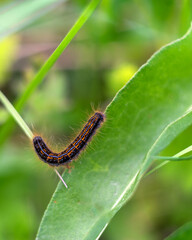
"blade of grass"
14,0,101,111
0,0,101,145
0,91,33,140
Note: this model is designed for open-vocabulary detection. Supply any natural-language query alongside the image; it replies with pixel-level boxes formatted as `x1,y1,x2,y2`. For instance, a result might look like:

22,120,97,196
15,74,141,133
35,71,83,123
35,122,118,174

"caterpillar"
33,112,105,167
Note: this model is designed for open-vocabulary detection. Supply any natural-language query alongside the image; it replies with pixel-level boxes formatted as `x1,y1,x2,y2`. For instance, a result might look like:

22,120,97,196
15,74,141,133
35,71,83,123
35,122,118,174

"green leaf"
142,109,192,175
36,26,192,239
165,222,192,240
0,0,65,40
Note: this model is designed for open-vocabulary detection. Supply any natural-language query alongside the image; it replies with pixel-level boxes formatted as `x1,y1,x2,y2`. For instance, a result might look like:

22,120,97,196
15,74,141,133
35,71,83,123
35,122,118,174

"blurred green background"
0,0,192,239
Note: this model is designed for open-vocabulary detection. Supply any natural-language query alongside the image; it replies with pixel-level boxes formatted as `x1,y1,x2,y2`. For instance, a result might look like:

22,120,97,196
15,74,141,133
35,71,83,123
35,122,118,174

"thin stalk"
0,91,33,140
54,169,68,188
145,145,192,176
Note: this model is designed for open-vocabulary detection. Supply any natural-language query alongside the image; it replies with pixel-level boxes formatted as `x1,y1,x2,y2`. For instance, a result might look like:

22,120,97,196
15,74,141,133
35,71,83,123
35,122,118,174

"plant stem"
145,145,192,176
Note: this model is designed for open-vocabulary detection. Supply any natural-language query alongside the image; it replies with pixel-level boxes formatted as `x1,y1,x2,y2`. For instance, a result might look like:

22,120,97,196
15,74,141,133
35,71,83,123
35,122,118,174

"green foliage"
0,37,19,85
0,0,101,145
166,222,192,240
0,1,192,239
36,27,192,240
0,0,66,40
